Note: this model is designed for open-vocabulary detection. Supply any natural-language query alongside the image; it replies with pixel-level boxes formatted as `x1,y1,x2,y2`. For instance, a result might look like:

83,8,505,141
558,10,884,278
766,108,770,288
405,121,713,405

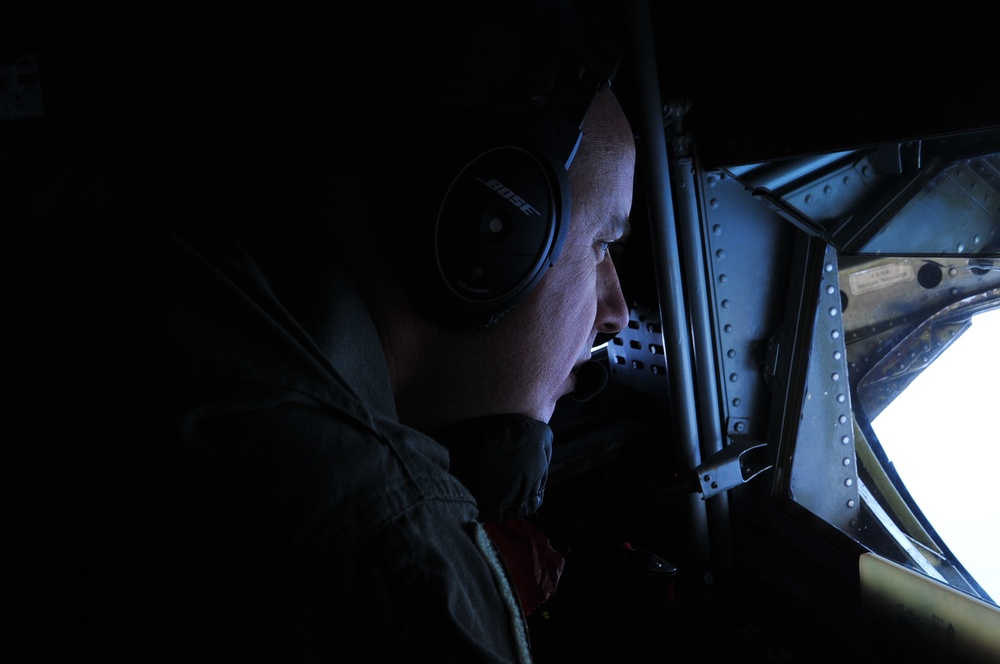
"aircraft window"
868,306,1000,601
705,88,1000,660
721,128,1000,609
746,245,1000,610
839,257,1000,607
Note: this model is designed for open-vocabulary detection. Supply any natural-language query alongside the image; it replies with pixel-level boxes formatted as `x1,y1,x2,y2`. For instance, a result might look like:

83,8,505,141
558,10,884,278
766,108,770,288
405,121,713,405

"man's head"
316,3,635,430
466,86,635,422
380,92,635,430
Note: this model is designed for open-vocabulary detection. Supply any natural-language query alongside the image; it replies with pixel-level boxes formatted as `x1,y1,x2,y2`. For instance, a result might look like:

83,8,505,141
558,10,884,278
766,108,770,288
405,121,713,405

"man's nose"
596,258,629,333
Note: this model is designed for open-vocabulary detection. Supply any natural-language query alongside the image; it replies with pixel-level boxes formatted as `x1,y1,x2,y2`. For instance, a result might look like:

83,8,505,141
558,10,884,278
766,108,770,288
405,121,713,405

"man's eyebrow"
612,214,632,241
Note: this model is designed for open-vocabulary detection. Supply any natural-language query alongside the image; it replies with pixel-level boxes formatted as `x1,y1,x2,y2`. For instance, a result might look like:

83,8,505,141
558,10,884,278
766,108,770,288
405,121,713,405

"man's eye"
598,241,625,259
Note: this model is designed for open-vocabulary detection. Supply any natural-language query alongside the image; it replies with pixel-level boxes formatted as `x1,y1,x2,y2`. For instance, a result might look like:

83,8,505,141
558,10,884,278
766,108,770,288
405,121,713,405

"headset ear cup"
430,143,570,328
386,2,615,329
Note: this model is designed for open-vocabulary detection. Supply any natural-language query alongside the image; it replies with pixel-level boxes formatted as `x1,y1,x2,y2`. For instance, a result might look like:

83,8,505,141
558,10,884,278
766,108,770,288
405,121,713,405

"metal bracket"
692,435,771,500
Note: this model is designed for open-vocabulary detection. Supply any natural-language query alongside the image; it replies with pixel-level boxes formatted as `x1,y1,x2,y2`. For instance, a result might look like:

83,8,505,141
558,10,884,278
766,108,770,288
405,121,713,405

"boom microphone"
570,360,608,402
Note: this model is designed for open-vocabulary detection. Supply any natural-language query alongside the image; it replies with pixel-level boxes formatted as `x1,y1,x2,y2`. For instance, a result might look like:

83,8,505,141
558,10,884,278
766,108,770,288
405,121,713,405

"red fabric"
483,518,565,617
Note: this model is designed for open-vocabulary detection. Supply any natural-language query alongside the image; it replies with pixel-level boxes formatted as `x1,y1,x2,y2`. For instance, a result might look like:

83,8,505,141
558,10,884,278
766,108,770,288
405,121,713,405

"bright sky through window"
872,306,1000,603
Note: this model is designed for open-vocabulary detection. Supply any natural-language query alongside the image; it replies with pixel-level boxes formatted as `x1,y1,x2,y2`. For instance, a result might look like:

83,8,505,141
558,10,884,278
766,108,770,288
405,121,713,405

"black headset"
413,5,621,329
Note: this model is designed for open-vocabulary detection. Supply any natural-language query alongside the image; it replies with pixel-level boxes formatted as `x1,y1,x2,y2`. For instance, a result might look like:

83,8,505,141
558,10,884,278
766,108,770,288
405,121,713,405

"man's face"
483,89,635,423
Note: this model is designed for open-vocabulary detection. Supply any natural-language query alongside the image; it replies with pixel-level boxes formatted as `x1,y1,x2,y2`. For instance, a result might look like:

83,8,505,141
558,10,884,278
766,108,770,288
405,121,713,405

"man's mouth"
568,360,608,402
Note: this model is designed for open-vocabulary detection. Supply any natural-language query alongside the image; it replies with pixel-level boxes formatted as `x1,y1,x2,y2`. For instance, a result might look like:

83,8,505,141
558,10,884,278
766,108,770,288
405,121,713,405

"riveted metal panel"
787,245,861,534
859,152,1000,255
700,170,797,443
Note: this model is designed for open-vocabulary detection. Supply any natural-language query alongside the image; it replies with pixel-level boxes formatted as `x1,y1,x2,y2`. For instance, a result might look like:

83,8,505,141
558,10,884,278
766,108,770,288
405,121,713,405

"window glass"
870,307,1000,600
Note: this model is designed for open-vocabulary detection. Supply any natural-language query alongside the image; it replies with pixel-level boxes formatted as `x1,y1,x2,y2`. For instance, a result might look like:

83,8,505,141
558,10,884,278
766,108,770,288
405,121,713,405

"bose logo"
477,178,541,216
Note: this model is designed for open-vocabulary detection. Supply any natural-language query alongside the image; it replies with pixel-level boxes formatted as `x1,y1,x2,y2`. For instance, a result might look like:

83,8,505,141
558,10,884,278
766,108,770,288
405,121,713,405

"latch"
691,435,770,499
659,435,772,500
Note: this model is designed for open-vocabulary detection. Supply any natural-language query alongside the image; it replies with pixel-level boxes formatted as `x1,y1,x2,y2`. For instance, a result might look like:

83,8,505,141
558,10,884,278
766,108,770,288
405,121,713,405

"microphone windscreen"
570,360,608,402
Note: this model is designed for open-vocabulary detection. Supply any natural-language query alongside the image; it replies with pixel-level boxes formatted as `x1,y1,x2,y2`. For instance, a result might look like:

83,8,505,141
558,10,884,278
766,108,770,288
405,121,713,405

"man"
12,3,635,662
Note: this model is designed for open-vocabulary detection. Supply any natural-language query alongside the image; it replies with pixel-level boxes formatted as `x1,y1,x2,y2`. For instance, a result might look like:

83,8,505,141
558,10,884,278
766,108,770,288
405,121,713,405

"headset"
407,4,621,329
